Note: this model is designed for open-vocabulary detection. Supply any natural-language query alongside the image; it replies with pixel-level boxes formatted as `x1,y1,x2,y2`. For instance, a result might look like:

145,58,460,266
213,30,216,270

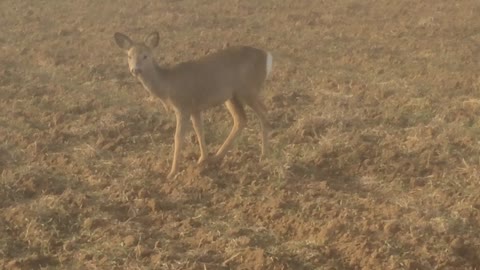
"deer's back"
167,46,268,111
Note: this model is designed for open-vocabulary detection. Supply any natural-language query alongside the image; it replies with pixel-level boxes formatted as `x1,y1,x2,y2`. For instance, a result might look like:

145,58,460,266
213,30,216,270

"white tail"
266,52,273,77
114,31,273,178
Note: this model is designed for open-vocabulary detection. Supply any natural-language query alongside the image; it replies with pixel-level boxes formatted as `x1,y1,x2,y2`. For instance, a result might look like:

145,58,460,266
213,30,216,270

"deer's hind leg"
215,97,247,159
245,98,270,159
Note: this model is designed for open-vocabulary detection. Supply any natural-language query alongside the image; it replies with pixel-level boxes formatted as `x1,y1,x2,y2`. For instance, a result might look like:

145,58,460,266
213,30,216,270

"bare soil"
1,0,480,269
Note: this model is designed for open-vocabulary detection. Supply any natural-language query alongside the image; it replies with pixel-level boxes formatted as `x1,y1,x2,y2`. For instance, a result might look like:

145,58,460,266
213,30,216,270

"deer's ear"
114,32,133,50
144,31,159,48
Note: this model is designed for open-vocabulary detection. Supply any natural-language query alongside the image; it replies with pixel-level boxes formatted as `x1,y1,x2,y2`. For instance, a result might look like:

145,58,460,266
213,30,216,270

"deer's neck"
137,63,170,101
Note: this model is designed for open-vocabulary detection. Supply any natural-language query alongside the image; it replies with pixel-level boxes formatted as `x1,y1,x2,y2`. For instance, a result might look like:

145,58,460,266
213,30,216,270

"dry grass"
2,0,480,269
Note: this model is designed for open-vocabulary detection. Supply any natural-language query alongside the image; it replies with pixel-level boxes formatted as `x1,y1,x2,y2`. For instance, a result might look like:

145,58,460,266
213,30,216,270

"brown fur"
114,31,272,178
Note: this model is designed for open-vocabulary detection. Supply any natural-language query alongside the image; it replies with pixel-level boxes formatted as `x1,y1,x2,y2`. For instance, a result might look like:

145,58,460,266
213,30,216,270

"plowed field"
1,0,480,269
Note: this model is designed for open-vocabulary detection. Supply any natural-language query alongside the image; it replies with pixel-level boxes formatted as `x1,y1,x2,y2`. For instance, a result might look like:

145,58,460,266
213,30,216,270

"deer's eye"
143,55,148,60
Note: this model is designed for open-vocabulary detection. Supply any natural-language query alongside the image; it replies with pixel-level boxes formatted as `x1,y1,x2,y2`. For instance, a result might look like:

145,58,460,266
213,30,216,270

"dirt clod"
123,235,137,247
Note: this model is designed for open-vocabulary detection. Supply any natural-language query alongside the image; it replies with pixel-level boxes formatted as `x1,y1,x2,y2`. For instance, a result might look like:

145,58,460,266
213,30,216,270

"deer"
113,31,273,178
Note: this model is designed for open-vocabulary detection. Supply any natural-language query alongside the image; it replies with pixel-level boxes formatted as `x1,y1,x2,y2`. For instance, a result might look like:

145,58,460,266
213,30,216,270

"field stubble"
1,0,480,269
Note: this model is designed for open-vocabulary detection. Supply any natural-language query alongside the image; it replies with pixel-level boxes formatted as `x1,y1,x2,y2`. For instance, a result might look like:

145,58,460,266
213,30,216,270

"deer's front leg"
168,112,188,178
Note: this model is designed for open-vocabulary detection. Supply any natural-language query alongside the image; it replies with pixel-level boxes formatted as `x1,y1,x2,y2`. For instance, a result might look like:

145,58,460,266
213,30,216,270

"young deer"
114,31,273,178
